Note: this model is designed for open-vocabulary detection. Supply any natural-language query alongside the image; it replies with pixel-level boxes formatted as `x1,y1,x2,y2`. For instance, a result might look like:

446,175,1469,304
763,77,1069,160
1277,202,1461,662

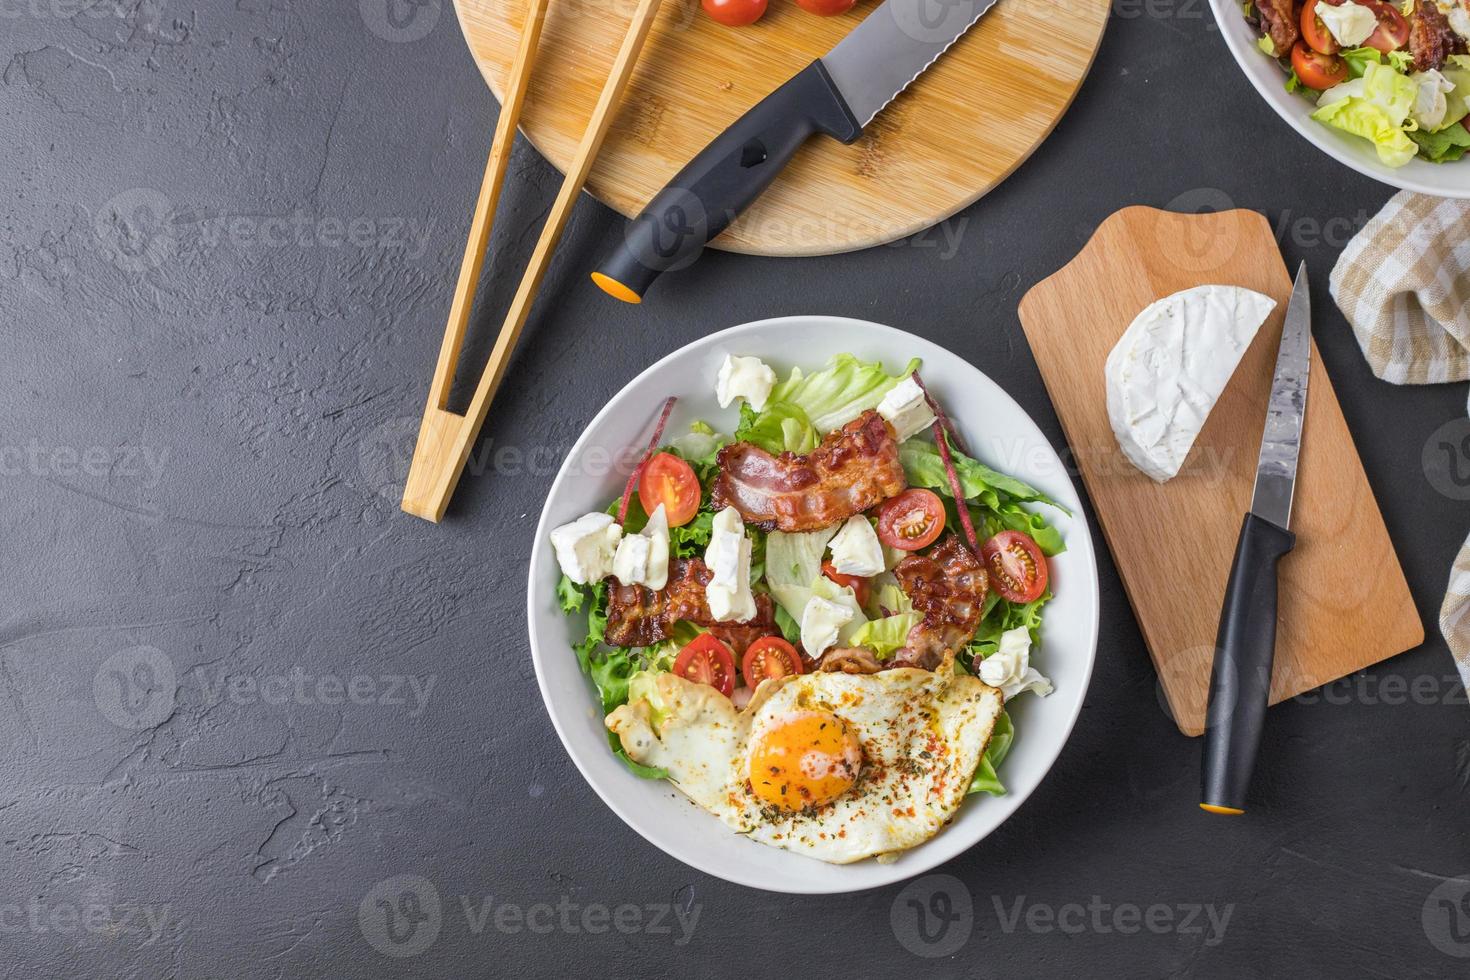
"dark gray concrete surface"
4,1,1470,977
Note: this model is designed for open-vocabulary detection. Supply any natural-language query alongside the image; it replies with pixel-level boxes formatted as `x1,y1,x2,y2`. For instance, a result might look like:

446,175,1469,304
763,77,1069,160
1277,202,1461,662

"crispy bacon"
891,536,989,670
817,647,884,675
1256,0,1299,58
710,410,906,532
603,558,775,650
1409,0,1465,72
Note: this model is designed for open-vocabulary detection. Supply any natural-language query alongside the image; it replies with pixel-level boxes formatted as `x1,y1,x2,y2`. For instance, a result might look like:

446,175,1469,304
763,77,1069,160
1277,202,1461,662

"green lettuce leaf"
765,525,840,621
1409,121,1470,162
734,355,920,452
557,574,588,614
968,711,1014,796
1312,61,1419,167
848,612,920,659
899,436,1068,513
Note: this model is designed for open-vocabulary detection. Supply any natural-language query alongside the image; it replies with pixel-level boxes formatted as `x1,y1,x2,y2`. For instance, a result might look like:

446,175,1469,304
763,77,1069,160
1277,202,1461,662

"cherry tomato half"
1363,0,1409,53
875,489,946,551
637,452,700,527
1300,0,1339,55
821,562,871,608
674,634,737,697
1291,42,1349,90
702,0,766,26
981,531,1049,604
796,0,856,13
741,636,804,688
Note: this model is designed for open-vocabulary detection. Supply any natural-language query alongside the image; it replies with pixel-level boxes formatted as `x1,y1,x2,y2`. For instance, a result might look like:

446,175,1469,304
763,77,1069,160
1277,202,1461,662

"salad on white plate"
1249,0,1470,165
548,352,1067,865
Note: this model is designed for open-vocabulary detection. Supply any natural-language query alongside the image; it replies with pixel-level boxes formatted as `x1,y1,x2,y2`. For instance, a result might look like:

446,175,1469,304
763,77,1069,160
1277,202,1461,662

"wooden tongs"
401,0,664,522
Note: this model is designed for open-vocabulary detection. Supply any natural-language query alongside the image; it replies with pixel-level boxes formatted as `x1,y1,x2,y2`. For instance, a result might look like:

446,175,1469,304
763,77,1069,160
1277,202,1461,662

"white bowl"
1210,0,1470,197
526,316,1100,894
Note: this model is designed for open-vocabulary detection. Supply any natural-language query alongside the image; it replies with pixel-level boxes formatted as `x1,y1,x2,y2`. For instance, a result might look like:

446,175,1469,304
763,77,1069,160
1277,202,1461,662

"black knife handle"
591,60,862,304
1201,512,1296,814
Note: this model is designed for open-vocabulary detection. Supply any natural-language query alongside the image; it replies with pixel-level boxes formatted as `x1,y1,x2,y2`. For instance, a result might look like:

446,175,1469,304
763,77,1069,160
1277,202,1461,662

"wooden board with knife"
1018,206,1424,742
454,0,1109,258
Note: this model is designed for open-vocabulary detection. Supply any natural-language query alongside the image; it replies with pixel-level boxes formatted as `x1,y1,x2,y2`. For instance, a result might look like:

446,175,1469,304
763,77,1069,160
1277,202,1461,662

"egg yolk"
747,711,863,812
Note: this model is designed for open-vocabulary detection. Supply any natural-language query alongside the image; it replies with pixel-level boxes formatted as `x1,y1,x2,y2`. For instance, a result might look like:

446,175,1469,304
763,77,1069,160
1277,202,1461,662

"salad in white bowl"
548,351,1067,866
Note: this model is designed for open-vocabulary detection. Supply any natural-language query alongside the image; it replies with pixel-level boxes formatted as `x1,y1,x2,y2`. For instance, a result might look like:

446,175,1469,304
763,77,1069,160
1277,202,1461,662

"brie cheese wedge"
1105,284,1276,483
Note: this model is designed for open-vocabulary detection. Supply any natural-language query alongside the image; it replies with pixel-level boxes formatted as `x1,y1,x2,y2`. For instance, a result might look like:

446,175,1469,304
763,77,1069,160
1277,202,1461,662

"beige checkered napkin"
1330,190,1470,697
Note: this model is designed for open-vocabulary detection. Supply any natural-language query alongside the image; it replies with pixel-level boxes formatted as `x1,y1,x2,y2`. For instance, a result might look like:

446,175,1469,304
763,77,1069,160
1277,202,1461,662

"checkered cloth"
1330,190,1470,696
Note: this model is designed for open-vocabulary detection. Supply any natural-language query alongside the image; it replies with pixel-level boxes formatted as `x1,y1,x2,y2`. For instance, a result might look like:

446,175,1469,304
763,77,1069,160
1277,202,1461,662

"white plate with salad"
1214,0,1470,195
528,316,1099,894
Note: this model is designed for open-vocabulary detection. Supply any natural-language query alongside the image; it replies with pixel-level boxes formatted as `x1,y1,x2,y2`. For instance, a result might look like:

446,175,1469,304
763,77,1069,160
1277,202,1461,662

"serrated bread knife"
591,0,999,303
1201,262,1311,815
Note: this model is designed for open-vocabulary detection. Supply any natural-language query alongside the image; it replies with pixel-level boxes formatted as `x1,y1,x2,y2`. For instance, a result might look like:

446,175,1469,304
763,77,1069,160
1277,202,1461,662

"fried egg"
606,656,1003,864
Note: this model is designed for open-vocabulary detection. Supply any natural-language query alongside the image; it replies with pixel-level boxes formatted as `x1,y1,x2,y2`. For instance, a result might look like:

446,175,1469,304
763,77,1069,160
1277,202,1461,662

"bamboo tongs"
401,0,664,522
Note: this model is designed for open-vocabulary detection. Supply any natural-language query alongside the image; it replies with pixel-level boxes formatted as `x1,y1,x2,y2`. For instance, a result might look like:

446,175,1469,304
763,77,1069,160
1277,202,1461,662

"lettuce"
1312,61,1419,167
968,711,1014,796
848,612,919,659
810,574,868,645
765,525,840,621
734,355,919,452
899,436,1066,512
1409,122,1470,162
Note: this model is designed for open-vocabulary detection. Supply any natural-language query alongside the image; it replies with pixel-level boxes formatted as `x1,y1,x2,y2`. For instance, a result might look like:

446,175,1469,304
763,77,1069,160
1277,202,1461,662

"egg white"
606,656,1003,864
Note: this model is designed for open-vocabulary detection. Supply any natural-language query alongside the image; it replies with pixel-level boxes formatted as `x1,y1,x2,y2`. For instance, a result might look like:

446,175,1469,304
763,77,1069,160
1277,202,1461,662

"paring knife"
591,0,998,303
1201,262,1311,816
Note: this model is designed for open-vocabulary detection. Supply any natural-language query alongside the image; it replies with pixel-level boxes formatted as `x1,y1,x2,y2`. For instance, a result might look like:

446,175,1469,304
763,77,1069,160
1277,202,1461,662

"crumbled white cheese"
1436,0,1470,41
550,512,622,584
611,504,669,590
828,515,885,577
800,595,855,658
716,355,777,411
1317,0,1377,47
1411,69,1456,131
875,376,936,442
978,626,1054,701
705,507,756,622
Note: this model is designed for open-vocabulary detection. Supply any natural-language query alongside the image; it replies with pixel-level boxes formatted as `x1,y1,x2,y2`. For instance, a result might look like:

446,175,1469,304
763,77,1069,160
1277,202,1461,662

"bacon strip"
891,536,988,670
1409,0,1465,72
710,410,906,532
603,558,775,650
1256,0,1299,58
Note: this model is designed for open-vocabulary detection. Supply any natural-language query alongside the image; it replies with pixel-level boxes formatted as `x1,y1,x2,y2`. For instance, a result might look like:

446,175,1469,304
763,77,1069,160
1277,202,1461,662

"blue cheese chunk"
705,507,756,622
549,512,622,585
876,376,936,442
611,504,670,590
716,355,777,411
828,515,885,577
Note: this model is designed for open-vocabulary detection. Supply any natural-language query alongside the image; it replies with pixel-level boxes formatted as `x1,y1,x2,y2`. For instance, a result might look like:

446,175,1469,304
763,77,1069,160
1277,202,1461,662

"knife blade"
1201,261,1311,816
591,0,998,303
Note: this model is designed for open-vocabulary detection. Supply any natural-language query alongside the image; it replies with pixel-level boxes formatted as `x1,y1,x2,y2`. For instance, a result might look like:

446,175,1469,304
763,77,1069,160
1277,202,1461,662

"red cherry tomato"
673,634,737,697
741,637,804,688
702,0,767,26
1300,0,1339,55
1362,0,1409,53
821,562,871,608
875,489,946,551
1291,43,1349,90
637,452,700,527
981,531,1049,604
796,0,856,13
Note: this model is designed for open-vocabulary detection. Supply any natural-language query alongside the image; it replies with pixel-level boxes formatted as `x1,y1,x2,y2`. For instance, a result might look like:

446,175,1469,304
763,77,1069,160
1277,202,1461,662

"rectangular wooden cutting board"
1017,206,1423,736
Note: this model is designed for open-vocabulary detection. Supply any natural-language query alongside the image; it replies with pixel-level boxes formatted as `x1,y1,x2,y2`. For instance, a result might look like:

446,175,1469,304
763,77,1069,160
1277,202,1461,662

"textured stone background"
4,0,1470,976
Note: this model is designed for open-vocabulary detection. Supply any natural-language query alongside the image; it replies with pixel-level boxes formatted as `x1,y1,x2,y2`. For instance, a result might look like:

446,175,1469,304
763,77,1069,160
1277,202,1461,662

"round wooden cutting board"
452,0,1110,256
